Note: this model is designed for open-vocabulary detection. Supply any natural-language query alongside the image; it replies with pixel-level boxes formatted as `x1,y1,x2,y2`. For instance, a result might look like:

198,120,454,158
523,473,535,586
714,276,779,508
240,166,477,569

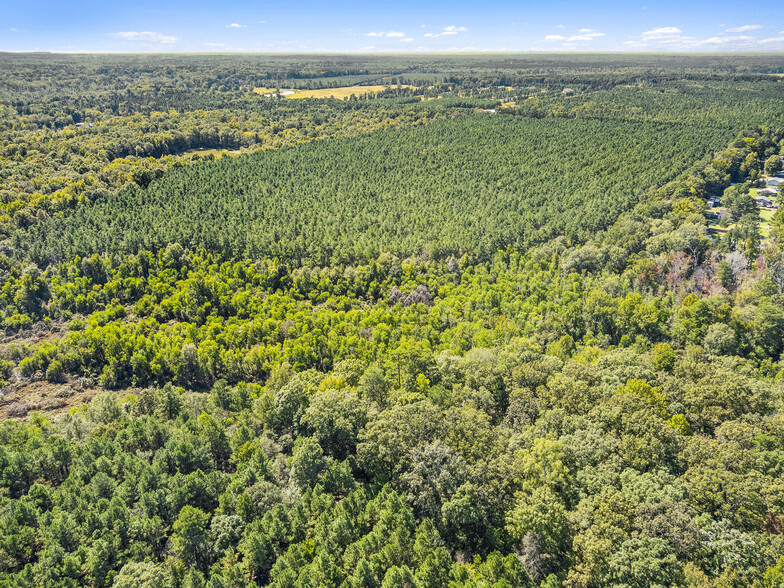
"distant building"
766,177,782,188
755,196,773,208
707,198,721,207
717,208,730,221
262,90,296,98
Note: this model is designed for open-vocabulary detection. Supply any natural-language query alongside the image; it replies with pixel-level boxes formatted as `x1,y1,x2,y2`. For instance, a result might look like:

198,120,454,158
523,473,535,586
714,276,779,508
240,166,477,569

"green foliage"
607,537,684,588
764,154,783,176
765,556,784,588
172,506,212,570
1,54,784,588
18,116,731,266
506,486,570,582
619,379,668,418
650,343,676,373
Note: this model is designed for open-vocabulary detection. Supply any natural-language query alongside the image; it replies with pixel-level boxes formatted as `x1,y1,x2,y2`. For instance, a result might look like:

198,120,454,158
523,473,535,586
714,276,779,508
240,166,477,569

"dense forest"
1,53,784,588
16,116,734,265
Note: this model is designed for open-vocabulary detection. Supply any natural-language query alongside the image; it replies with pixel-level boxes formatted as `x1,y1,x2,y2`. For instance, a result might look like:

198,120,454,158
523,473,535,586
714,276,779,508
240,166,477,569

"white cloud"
642,26,682,38
566,30,604,42
657,38,694,45
226,23,247,28
556,24,565,28
725,24,761,32
259,20,266,24
425,25,468,38
629,26,711,49
107,31,179,43
401,37,414,42
203,43,245,51
759,37,784,44
698,35,754,45
572,29,605,38
699,37,730,44
631,30,762,49
544,35,566,41
364,31,405,37
8,27,21,33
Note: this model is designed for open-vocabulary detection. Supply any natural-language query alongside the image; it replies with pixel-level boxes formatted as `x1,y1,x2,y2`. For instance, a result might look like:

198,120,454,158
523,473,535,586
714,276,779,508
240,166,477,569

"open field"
254,85,416,99
288,85,415,99
761,206,775,237
0,380,105,420
708,204,777,237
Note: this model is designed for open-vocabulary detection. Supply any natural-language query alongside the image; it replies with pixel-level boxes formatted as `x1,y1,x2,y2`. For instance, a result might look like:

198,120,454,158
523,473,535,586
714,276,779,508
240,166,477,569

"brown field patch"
0,379,104,421
287,85,415,99
255,85,416,100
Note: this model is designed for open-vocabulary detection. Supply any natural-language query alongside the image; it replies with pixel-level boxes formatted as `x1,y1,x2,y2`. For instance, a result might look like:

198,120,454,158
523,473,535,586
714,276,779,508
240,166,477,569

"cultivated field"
254,85,416,99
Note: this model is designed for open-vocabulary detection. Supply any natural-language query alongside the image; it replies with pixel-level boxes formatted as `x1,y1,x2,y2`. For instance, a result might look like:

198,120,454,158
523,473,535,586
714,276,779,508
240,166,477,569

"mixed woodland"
1,53,784,588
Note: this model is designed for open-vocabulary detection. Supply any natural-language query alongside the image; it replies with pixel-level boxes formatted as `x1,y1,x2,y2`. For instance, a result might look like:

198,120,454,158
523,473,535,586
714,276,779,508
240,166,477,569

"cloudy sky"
2,0,783,52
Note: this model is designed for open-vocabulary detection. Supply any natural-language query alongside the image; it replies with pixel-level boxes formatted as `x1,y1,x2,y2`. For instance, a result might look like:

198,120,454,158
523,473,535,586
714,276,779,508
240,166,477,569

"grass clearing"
254,85,416,99
287,85,415,99
0,379,104,421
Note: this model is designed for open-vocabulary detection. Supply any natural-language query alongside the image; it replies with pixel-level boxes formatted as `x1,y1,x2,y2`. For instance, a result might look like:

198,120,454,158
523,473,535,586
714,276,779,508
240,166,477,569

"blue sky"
2,0,783,52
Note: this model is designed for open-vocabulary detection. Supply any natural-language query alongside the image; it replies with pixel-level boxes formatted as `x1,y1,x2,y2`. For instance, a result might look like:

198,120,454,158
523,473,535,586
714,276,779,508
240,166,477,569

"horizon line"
3,50,784,56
